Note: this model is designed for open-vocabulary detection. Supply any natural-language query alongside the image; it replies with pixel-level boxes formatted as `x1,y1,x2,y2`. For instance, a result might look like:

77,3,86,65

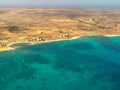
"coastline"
0,36,80,52
0,35,120,52
0,47,15,52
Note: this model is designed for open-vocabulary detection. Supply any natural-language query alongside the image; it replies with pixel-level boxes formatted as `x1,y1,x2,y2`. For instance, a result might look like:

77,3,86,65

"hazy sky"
0,0,120,8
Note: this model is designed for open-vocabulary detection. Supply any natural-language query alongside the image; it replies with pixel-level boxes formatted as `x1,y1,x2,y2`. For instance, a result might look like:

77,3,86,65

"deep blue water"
0,36,120,90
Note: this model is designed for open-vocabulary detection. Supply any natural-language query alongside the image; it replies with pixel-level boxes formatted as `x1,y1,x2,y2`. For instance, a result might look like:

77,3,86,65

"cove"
0,36,120,90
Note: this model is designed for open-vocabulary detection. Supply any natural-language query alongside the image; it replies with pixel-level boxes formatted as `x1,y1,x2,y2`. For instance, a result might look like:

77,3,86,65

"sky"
0,0,120,9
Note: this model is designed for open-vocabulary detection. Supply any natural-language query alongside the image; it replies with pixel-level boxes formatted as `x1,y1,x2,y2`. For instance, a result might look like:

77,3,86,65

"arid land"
0,8,120,51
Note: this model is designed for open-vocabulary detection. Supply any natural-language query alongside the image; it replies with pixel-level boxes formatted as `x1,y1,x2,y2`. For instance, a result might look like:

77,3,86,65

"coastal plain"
0,8,120,51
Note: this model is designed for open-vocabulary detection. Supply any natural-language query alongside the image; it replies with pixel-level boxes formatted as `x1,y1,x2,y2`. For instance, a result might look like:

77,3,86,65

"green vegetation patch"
8,26,22,33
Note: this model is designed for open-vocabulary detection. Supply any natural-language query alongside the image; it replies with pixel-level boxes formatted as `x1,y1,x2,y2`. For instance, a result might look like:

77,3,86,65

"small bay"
0,36,120,90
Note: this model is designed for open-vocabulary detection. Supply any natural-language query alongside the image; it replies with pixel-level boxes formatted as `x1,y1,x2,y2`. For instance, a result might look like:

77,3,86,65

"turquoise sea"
0,36,120,90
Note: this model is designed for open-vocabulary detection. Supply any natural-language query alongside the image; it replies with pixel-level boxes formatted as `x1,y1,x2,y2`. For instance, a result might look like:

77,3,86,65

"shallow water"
0,36,120,90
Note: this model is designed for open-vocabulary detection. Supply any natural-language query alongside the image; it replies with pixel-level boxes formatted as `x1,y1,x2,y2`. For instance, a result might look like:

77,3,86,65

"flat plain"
0,8,120,51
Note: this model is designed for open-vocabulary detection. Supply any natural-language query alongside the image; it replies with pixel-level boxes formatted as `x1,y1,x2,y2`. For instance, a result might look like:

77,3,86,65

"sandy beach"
0,35,81,52
0,47,15,52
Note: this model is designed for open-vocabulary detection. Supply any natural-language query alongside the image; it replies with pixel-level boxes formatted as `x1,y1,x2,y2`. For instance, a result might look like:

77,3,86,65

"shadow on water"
22,54,51,64
63,41,95,50
53,50,107,73
85,36,120,52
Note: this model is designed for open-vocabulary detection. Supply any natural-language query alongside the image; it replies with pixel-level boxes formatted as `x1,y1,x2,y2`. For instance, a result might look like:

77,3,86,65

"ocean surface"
0,36,120,90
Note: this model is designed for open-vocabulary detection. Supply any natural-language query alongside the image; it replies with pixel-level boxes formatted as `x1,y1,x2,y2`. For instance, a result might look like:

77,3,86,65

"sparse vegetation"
8,26,21,33
0,9,120,51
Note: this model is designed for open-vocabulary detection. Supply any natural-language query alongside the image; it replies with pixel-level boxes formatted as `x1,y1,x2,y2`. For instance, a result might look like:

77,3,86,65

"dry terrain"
0,8,120,51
